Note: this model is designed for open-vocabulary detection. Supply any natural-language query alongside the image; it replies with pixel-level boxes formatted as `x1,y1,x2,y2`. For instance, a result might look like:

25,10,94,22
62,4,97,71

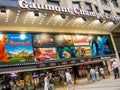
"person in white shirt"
90,67,96,82
100,67,105,79
65,69,74,90
112,60,119,79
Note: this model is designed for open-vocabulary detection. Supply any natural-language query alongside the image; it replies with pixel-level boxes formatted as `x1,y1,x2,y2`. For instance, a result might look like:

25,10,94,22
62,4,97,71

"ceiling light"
76,18,84,23
113,21,117,25
61,14,65,19
107,22,114,25
93,20,100,24
82,17,87,21
55,15,62,20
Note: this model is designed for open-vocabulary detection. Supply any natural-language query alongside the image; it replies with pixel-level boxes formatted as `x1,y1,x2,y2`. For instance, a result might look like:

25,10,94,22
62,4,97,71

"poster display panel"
75,46,91,57
33,34,54,47
73,35,89,45
56,46,76,59
34,47,57,61
89,35,113,56
54,34,74,47
0,34,34,64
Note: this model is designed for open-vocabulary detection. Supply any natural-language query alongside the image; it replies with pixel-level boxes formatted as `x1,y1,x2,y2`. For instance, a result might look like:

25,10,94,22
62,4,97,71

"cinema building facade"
0,0,120,89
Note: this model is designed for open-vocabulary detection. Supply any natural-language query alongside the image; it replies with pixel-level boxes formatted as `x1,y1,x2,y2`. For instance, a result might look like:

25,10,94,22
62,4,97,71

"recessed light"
18,10,21,13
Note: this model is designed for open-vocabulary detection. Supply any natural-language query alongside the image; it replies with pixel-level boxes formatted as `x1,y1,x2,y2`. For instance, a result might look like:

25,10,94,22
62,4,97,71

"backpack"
64,73,67,82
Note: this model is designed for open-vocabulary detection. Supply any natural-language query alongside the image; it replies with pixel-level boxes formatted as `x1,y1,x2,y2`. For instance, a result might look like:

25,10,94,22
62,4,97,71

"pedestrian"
95,66,100,81
44,74,49,90
65,69,74,90
90,67,96,82
100,67,105,79
112,59,119,79
48,73,55,90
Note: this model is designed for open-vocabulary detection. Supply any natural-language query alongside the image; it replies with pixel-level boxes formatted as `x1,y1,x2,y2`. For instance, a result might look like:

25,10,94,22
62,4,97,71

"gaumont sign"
19,0,120,22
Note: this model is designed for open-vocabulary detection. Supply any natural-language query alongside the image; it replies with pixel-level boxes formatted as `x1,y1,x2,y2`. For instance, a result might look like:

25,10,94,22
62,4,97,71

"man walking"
112,60,119,79
48,73,54,90
65,69,74,90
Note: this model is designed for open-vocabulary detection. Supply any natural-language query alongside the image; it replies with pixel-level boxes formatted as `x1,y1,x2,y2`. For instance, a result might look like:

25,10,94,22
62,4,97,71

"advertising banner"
56,46,76,59
54,34,74,47
75,46,91,57
73,35,89,45
33,34,54,47
0,34,34,64
89,35,113,56
34,47,57,61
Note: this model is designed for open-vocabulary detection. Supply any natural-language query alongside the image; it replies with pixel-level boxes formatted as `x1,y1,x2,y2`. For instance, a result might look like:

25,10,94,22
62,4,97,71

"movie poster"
0,34,34,64
34,48,57,61
73,35,89,46
75,46,91,57
89,35,113,56
33,34,54,47
54,34,74,47
56,46,76,59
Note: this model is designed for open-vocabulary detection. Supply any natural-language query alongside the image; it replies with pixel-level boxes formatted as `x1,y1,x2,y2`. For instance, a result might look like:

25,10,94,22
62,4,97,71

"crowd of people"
43,59,120,90
89,66,106,82
44,69,75,90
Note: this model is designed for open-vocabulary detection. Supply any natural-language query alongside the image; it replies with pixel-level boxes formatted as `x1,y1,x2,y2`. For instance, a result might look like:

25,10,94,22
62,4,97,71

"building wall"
33,0,120,16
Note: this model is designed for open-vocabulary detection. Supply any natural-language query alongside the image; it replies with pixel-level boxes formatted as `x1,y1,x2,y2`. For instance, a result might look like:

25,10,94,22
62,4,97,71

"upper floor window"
95,5,99,13
101,0,107,5
26,0,34,2
116,13,120,17
85,3,92,12
112,0,119,8
104,10,111,15
47,0,59,6
73,2,81,9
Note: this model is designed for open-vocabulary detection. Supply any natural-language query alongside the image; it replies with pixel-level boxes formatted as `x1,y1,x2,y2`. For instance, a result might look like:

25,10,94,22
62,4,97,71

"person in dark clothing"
48,73,54,90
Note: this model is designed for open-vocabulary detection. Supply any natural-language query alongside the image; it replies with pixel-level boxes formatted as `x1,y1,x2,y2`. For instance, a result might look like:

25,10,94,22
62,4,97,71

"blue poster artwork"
0,34,34,63
56,46,76,59
89,35,113,56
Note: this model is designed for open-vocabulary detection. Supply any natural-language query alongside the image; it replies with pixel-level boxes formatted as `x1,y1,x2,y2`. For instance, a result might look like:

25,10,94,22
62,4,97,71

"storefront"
0,0,119,90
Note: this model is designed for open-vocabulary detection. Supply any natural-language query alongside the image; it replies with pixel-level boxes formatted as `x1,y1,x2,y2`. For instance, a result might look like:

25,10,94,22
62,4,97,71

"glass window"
112,0,119,7
26,0,34,2
95,5,99,13
73,2,81,9
104,10,111,15
47,0,59,6
101,0,107,5
85,3,92,12
116,13,120,17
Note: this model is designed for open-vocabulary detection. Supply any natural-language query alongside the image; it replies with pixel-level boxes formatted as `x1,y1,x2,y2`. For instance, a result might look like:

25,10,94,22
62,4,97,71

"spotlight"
61,14,65,19
0,7,6,13
113,21,117,25
99,19,103,23
82,17,87,21
34,11,39,16
99,19,106,23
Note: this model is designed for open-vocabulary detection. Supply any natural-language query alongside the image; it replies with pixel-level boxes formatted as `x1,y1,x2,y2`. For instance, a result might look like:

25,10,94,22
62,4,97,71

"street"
76,77,120,90
56,76,120,90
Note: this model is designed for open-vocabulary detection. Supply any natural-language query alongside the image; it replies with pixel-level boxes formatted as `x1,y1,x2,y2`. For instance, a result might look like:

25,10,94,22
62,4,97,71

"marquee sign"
19,0,120,22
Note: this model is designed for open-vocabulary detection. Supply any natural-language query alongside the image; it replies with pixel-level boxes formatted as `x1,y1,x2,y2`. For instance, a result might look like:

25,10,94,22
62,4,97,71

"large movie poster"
33,34,54,47
89,35,113,56
75,46,91,57
73,35,89,45
0,34,34,64
54,34,74,47
34,48,57,61
56,46,76,59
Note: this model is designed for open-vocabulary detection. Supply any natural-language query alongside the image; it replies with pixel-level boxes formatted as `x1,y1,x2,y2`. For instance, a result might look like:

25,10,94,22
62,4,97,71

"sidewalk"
55,75,115,90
